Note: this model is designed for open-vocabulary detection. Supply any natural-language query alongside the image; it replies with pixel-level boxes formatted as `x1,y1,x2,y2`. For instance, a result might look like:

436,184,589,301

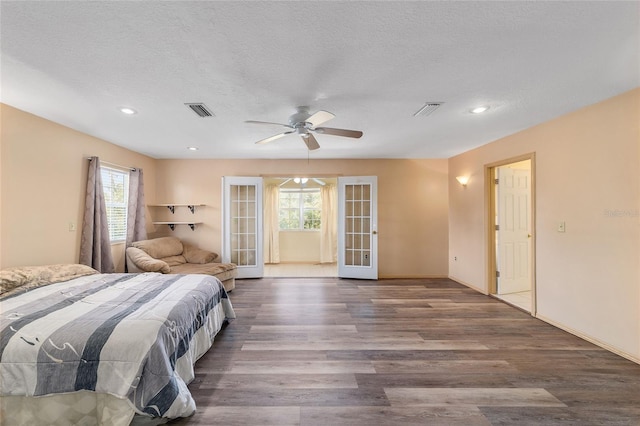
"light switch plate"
558,221,566,233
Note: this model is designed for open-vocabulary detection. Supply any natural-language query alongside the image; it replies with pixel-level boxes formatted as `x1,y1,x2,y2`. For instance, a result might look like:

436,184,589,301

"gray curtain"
79,157,115,273
126,168,147,247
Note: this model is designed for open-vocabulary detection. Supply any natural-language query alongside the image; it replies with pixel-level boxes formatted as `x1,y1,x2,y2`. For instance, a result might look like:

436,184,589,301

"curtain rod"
87,156,136,171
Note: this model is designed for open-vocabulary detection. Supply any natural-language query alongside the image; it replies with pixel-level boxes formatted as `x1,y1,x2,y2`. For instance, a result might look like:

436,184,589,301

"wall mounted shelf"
152,221,202,231
148,204,205,214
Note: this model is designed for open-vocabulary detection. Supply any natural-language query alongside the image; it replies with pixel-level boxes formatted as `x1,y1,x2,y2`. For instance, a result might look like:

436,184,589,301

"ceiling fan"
245,106,363,150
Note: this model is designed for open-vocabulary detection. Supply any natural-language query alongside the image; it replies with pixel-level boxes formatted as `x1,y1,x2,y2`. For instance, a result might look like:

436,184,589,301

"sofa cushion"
132,237,184,259
160,255,187,267
170,263,237,282
126,247,171,273
183,243,218,264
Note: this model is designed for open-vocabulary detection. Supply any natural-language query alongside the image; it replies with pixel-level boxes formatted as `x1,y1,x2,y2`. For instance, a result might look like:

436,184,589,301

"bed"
0,264,235,425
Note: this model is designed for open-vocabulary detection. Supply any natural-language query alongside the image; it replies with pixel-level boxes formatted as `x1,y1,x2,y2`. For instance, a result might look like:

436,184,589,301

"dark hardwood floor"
170,278,640,425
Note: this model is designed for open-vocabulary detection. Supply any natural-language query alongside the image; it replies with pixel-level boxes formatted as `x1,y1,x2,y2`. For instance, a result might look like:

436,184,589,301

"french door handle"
372,230,378,235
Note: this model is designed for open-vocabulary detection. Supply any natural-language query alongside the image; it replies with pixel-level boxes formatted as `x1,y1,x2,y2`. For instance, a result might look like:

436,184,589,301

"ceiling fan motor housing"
289,107,312,128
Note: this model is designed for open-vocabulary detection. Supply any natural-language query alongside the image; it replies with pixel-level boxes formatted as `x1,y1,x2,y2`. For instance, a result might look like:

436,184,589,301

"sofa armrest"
126,247,171,273
183,243,218,264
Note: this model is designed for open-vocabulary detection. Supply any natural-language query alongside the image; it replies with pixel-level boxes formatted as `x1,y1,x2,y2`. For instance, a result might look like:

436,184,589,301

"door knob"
372,231,378,235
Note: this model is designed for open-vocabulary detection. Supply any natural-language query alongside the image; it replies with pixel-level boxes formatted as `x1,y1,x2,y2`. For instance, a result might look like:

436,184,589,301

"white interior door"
338,176,378,279
496,166,531,294
222,177,263,278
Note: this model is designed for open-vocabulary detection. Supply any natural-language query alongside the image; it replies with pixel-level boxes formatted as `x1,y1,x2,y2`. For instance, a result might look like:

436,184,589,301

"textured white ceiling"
1,1,638,159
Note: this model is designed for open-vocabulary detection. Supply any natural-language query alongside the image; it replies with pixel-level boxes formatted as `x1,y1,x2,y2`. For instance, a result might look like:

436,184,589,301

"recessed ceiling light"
187,146,199,151
119,107,137,115
470,105,489,114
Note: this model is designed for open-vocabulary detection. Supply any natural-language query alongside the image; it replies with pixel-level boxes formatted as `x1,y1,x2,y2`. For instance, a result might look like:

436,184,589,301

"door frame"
260,174,340,273
485,153,537,315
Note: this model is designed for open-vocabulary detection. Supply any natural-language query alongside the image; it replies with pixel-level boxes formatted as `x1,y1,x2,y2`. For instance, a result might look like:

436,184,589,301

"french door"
337,176,378,279
222,177,263,278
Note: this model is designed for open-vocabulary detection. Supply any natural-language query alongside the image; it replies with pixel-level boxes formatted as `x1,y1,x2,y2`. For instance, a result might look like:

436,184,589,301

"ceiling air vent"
413,102,443,117
185,103,214,117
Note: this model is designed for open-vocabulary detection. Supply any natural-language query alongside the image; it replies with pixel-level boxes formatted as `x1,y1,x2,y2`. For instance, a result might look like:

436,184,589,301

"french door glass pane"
230,184,258,267
344,183,371,267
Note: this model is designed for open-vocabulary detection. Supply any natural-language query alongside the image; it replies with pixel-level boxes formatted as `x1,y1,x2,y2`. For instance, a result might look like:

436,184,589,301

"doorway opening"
487,155,536,314
263,177,338,278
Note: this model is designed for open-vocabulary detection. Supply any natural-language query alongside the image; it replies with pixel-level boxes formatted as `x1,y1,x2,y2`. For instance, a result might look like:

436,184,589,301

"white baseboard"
448,276,640,366
379,274,448,279
535,314,640,366
448,276,487,295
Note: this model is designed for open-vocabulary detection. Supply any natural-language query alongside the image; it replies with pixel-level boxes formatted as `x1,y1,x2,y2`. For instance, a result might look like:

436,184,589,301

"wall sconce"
293,177,308,184
456,176,469,186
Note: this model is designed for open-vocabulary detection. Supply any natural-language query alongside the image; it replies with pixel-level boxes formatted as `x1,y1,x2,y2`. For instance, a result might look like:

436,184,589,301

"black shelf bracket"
166,206,175,214
160,223,196,231
187,205,195,214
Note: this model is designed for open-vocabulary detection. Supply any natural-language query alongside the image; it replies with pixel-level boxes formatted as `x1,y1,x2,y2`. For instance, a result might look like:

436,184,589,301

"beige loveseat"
125,237,237,292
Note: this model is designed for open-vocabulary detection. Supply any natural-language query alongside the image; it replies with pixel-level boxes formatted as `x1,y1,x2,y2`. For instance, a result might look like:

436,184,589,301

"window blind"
100,167,129,242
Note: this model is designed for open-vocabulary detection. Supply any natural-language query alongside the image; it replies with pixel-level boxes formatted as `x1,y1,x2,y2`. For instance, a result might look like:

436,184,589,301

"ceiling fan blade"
302,133,320,151
255,131,294,145
314,127,363,138
245,120,292,129
305,110,335,127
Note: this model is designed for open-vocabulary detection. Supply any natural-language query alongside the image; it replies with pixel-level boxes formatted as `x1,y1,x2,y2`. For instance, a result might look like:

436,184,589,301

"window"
279,189,321,230
100,167,129,242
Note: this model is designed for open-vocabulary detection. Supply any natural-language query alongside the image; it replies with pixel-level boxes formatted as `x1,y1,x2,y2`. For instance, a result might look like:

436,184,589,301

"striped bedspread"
0,272,235,421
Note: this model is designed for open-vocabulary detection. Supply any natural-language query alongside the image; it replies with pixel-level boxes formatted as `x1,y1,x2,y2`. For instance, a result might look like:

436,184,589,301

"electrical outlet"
558,221,566,233
454,256,458,261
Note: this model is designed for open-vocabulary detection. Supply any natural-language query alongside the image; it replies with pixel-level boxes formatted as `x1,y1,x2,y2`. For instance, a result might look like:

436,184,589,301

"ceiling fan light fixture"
296,127,310,138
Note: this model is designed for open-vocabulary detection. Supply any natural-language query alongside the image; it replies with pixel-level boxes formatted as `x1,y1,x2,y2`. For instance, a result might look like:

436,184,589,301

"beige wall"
154,158,450,278
0,105,157,271
448,88,640,362
279,231,321,263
